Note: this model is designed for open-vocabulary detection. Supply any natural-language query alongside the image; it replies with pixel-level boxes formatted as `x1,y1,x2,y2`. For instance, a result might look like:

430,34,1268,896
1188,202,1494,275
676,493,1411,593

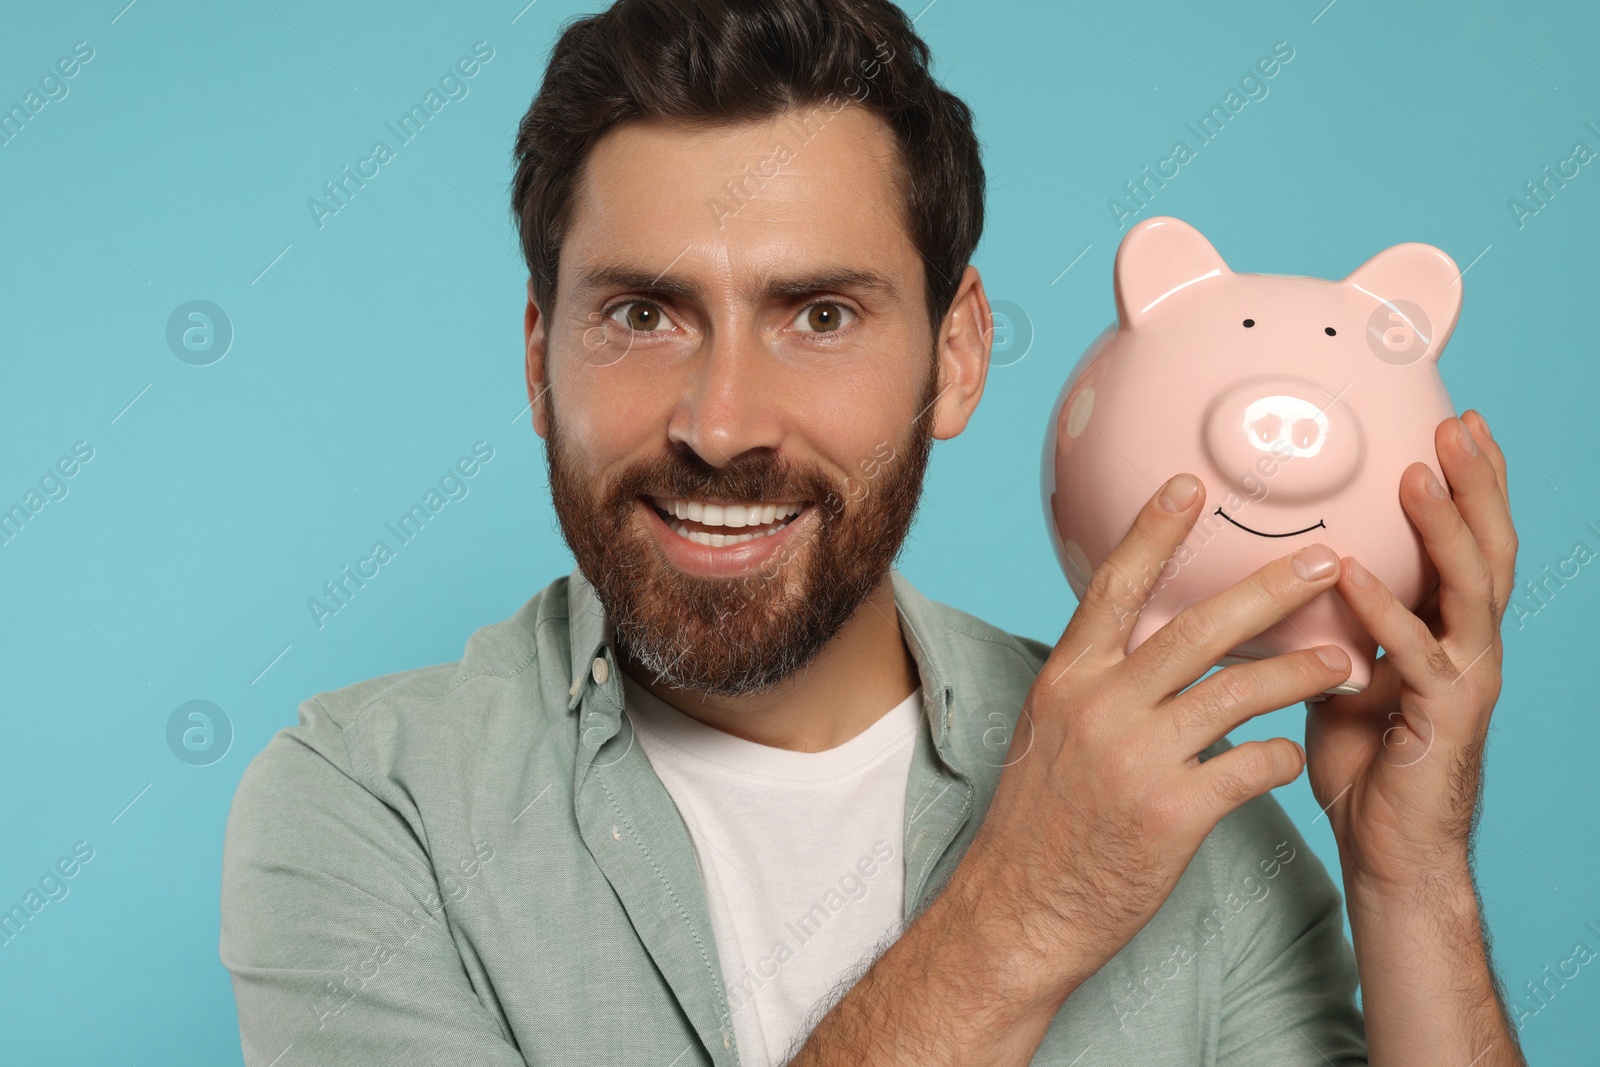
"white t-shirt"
621,670,923,1067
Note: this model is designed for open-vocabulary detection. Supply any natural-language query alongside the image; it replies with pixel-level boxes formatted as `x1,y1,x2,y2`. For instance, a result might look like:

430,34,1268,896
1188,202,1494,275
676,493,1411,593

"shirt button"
591,656,610,685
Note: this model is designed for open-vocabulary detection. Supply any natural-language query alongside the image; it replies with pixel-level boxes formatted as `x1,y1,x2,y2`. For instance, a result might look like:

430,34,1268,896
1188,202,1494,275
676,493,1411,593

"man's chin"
609,544,828,694
615,608,807,696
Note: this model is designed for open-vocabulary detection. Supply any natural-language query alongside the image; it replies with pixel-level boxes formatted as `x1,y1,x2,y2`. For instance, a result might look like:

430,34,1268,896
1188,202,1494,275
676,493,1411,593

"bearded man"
221,2,1525,1065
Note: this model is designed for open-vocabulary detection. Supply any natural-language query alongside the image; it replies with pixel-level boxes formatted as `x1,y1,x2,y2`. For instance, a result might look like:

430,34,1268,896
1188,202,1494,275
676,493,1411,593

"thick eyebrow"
568,263,902,306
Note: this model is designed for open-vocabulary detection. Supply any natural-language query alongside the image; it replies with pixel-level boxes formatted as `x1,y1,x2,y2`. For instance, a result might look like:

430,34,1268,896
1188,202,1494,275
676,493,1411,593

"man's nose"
1201,376,1363,502
664,328,787,466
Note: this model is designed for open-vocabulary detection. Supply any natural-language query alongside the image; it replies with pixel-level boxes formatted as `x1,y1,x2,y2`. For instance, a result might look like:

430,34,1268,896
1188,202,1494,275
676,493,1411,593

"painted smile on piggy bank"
1214,508,1326,538
1043,215,1463,696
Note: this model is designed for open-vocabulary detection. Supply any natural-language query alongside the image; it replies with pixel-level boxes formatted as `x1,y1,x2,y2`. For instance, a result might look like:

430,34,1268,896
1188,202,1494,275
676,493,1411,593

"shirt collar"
561,565,962,766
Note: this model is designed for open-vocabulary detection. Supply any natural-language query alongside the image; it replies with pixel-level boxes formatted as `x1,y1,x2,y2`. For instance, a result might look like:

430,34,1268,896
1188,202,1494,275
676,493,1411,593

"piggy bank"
1042,216,1463,695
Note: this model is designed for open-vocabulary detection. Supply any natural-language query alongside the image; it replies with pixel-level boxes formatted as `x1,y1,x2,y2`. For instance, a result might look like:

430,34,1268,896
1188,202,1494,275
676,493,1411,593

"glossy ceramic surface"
1042,216,1463,695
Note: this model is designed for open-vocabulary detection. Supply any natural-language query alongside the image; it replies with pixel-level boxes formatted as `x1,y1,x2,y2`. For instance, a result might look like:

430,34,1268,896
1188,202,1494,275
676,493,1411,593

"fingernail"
1456,418,1478,456
1292,544,1339,581
1345,557,1373,588
1159,473,1200,512
1425,467,1448,499
1293,740,1307,761
1314,645,1349,672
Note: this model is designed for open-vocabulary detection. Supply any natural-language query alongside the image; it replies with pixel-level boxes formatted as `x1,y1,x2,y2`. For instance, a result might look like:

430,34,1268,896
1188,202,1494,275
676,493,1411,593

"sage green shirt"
220,567,1366,1065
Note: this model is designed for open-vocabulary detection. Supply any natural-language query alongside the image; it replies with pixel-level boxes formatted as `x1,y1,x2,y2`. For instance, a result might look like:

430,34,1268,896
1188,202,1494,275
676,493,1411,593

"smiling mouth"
646,495,810,547
1214,508,1327,538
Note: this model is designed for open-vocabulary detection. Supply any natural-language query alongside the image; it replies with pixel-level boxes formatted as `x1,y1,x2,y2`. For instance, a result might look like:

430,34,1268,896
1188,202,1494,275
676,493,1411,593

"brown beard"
543,368,938,698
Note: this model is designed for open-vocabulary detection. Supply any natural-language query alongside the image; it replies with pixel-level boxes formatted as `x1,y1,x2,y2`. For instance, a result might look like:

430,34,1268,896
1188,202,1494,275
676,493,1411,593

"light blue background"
2,0,1595,1062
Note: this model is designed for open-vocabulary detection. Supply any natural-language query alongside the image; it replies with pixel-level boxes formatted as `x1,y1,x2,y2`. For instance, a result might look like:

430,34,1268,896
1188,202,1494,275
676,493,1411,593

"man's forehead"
561,106,916,293
582,105,902,190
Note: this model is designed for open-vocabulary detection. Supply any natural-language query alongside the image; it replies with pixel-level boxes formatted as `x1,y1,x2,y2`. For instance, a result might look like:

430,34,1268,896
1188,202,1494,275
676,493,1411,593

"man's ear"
931,265,990,441
524,278,551,438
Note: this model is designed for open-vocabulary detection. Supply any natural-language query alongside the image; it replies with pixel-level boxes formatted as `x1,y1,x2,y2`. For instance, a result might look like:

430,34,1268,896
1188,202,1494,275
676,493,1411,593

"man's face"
529,105,974,697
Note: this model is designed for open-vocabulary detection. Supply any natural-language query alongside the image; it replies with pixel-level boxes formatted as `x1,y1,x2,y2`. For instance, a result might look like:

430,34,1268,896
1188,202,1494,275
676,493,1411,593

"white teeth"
669,520,787,546
652,497,804,530
654,496,805,549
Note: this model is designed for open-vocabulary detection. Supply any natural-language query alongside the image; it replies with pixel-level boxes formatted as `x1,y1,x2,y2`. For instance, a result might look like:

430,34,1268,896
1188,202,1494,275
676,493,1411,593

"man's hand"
955,469,1354,1000
1303,409,1526,1066
1305,409,1516,896
790,471,1359,1067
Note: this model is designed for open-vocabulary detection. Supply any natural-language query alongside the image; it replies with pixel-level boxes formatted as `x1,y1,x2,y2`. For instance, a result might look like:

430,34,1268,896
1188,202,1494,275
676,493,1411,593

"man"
220,0,1526,1064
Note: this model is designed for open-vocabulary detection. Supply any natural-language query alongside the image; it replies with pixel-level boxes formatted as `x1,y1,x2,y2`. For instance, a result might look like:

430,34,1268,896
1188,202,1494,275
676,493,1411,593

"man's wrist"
1330,826,1474,905
932,861,1085,1019
1335,856,1526,1066
787,859,1084,1067
1341,853,1480,921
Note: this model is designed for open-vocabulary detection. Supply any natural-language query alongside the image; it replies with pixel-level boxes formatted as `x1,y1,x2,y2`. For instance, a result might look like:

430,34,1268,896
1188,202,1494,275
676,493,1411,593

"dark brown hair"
509,0,985,341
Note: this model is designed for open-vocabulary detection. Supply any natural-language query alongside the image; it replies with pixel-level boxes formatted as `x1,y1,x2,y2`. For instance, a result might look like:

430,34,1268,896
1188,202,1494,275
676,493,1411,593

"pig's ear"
1342,243,1463,361
1114,216,1231,327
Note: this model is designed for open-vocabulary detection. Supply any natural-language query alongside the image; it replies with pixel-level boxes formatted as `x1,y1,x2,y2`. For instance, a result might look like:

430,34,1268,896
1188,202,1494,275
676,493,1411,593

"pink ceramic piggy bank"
1043,216,1463,696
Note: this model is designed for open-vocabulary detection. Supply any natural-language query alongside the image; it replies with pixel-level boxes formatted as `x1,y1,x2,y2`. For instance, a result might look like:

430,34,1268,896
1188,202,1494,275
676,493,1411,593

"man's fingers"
1465,409,1509,509
1187,737,1306,829
1166,646,1352,755
1051,473,1205,678
1402,446,1497,656
1334,556,1460,700
1121,542,1346,703
1447,413,1518,632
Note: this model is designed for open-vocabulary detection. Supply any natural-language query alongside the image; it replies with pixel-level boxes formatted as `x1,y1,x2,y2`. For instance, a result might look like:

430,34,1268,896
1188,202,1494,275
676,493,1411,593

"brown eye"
1324,326,1337,336
1242,318,1256,328
796,301,853,333
607,301,666,332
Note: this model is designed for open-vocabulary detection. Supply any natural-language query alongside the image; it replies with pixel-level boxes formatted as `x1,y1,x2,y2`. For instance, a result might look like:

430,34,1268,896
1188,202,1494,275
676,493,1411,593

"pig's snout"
1202,377,1362,502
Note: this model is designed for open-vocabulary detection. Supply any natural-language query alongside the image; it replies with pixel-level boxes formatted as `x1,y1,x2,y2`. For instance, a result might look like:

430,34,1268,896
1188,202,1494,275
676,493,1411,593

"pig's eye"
1324,327,1337,336
1242,318,1256,328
